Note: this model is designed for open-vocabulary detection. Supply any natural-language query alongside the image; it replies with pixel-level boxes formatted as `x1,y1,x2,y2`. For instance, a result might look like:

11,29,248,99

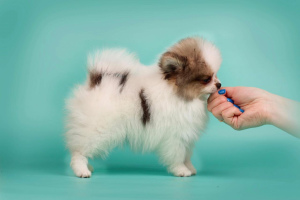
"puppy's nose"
216,83,221,89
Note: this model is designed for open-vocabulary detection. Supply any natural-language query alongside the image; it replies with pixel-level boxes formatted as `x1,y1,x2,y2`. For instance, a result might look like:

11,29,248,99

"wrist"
265,93,281,126
257,90,277,126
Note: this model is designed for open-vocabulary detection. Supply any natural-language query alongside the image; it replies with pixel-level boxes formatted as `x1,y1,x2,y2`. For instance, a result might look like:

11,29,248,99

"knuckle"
216,96,226,105
225,102,232,107
221,109,228,116
220,96,227,102
211,108,219,117
232,123,242,130
207,104,212,112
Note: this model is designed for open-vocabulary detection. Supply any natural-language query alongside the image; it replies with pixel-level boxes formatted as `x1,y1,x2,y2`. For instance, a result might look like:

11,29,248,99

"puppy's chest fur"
142,92,208,145
140,81,208,133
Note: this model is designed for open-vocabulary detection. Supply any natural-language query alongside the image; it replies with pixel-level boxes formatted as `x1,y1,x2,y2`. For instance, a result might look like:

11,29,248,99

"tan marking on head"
159,37,216,101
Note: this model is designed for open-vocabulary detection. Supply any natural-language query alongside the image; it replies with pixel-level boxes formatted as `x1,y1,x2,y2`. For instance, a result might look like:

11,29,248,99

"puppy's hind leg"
71,152,91,178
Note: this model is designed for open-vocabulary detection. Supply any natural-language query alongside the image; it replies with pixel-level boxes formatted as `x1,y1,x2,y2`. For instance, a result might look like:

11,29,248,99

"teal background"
1,0,300,199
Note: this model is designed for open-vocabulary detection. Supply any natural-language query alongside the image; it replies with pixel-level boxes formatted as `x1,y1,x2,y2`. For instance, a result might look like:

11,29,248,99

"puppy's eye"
201,77,211,84
193,76,212,84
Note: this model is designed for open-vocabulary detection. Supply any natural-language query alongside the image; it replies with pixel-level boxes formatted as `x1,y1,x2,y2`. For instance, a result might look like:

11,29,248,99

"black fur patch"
119,71,129,93
139,89,150,126
89,72,102,88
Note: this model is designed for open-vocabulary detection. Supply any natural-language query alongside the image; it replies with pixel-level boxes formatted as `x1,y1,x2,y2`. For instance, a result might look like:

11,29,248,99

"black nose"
216,83,221,89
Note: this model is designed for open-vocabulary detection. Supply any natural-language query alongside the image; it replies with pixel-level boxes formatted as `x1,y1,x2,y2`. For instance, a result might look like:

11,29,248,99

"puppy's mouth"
210,88,218,94
203,85,220,95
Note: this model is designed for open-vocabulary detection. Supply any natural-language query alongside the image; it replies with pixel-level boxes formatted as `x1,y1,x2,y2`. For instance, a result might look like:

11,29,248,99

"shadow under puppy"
65,37,222,178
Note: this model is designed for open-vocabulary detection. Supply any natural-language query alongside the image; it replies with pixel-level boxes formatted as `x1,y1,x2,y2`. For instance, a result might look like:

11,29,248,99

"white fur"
88,49,142,74
194,38,222,94
66,43,221,177
199,38,222,73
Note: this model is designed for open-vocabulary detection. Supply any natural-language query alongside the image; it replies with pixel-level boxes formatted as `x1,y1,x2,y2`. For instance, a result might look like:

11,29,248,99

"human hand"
207,87,272,130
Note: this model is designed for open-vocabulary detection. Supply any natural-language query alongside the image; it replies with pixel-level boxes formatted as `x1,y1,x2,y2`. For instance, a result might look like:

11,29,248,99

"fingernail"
218,89,226,94
227,98,234,104
233,104,240,108
239,108,244,113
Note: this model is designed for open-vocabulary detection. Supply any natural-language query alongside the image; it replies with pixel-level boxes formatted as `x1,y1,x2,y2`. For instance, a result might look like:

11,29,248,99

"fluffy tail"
88,48,140,74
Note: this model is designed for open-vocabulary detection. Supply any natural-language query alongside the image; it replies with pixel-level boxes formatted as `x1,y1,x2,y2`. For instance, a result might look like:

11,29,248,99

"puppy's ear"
159,52,188,76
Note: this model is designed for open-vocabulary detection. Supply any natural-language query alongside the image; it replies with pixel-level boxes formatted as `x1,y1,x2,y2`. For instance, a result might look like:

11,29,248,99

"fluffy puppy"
65,37,222,178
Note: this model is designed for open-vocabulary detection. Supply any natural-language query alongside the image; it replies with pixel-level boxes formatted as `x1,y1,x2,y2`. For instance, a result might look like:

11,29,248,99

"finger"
207,87,235,104
207,91,220,104
207,95,227,112
211,101,234,121
221,106,243,126
219,87,235,99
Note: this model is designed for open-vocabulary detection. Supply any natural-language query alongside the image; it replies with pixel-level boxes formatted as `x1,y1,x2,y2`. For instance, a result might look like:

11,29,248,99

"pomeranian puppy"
65,37,222,178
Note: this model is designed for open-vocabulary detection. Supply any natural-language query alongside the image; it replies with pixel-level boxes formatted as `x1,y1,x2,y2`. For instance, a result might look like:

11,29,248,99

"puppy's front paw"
73,167,92,178
170,165,192,177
